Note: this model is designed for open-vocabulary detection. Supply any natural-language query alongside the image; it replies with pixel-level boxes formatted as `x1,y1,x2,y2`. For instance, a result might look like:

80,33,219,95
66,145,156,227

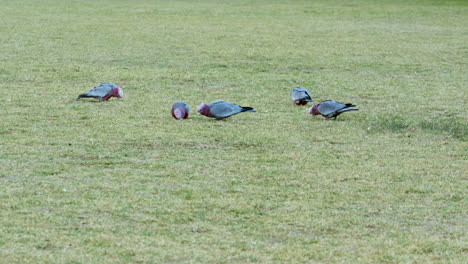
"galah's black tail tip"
77,94,92,99
241,107,256,112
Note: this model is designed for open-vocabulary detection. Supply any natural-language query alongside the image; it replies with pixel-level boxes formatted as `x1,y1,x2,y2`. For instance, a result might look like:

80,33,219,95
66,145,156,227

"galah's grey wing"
209,101,242,118
317,100,345,116
172,101,186,109
291,88,301,100
173,101,190,114
85,83,114,97
291,87,313,102
291,88,303,99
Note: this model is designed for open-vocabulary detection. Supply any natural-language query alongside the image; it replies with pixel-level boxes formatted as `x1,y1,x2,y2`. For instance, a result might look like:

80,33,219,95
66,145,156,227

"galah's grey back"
317,100,353,115
209,101,255,119
78,83,122,100
83,83,115,97
311,100,358,119
291,87,313,105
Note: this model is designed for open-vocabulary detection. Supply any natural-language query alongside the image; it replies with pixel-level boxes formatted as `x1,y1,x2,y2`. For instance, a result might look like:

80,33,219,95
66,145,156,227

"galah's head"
172,107,188,120
197,103,210,116
116,87,124,98
294,100,308,106
309,104,319,116
110,87,124,98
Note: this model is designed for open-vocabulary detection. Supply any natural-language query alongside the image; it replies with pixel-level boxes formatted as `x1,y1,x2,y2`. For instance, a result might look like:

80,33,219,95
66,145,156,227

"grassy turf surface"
1,0,466,263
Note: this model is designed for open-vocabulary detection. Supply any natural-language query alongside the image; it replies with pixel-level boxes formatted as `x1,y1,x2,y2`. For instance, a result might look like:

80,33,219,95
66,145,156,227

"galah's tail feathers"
241,107,256,112
337,107,358,113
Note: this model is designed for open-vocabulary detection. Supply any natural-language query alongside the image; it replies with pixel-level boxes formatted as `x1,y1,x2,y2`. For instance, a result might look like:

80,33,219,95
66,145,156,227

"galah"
197,100,256,120
309,100,358,119
171,101,190,120
291,87,313,105
77,83,123,101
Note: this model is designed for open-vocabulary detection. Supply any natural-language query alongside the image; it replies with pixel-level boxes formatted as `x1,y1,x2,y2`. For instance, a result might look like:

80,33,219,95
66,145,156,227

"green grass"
1,0,467,263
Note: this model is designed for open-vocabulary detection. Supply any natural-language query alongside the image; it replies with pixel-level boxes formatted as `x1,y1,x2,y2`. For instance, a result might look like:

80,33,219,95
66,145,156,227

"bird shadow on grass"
420,118,466,140
71,99,102,104
366,113,466,140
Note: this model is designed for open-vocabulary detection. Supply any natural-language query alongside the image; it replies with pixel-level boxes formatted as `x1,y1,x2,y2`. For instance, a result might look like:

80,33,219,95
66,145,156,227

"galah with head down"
171,101,190,120
309,100,358,119
197,100,256,120
291,87,313,105
77,83,123,101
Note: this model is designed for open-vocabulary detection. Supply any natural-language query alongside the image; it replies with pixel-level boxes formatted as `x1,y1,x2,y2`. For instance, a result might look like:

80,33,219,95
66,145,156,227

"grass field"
0,0,467,263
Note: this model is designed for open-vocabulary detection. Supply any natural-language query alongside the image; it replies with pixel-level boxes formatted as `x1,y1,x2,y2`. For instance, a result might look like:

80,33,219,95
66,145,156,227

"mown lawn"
0,0,466,263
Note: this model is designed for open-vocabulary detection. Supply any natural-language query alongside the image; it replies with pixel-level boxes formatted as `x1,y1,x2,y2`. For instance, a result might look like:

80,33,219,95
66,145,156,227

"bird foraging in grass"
197,101,256,120
171,101,190,120
291,87,313,105
309,100,358,119
77,83,123,101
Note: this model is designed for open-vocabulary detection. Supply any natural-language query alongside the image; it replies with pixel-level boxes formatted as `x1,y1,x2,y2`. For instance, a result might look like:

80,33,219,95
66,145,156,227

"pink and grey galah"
77,83,123,101
197,100,256,120
171,101,190,120
309,100,358,119
291,87,313,105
